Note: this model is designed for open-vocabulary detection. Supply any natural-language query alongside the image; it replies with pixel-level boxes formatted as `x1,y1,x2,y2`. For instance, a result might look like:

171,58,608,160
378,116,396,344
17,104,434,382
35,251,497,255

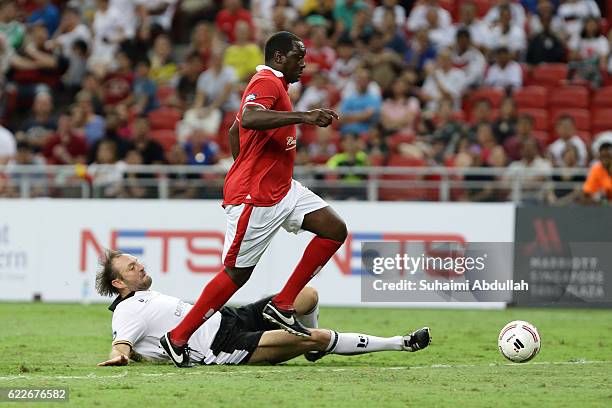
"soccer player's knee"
334,219,348,243
225,267,253,287
302,286,319,308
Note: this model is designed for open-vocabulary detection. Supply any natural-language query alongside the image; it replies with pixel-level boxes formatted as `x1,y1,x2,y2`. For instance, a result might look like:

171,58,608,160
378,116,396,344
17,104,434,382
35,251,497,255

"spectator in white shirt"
90,0,127,73
557,0,601,44
49,7,91,59
136,0,177,32
426,6,454,48
488,5,526,56
110,0,139,40
548,115,588,166
485,46,523,90
507,137,553,202
484,0,526,29
296,71,330,112
0,125,16,165
407,0,451,32
453,1,491,49
329,36,362,92
569,16,609,65
453,28,487,88
568,17,609,87
421,48,468,111
373,0,406,30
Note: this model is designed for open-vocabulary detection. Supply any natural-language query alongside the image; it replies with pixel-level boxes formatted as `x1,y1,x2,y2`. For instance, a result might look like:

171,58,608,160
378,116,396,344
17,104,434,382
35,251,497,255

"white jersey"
110,290,222,362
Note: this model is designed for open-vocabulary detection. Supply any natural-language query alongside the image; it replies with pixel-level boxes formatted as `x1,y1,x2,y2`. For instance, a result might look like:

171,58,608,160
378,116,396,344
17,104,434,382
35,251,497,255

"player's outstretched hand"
97,354,128,366
303,109,339,128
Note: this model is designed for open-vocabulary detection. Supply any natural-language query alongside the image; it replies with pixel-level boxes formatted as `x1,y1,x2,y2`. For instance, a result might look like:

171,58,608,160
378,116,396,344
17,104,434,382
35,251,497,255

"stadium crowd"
0,0,610,203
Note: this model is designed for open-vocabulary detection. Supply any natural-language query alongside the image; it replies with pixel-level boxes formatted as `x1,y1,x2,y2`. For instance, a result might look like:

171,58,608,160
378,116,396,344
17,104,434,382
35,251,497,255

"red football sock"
272,236,343,310
170,268,238,346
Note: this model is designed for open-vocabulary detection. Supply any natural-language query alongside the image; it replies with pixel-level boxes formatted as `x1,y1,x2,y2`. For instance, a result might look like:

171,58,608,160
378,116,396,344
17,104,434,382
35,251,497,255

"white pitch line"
0,370,129,381
0,361,609,381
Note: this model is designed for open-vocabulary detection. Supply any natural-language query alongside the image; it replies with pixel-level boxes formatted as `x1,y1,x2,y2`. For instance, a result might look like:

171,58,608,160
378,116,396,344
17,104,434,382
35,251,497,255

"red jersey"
215,8,254,43
223,66,297,207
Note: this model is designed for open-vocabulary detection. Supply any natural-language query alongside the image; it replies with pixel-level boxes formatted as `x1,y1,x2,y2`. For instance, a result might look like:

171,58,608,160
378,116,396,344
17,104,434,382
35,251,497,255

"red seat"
513,86,548,109
299,124,318,146
215,111,237,154
550,108,591,131
387,133,416,153
156,86,176,106
530,63,568,89
451,110,466,122
148,108,182,130
150,129,177,152
472,0,493,17
469,108,499,124
592,86,612,108
467,87,505,110
368,154,386,167
517,108,549,131
549,86,590,109
591,109,612,134
379,154,427,201
532,130,550,146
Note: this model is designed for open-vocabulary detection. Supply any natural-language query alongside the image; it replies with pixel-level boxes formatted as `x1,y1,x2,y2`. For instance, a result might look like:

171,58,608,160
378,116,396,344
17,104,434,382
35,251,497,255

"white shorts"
222,180,328,268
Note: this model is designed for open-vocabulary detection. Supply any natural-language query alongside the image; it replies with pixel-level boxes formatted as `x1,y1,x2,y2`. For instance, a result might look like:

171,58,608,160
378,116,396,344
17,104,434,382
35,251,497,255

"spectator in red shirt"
475,122,500,164
10,22,68,100
503,113,544,162
188,22,218,70
215,0,254,43
42,109,88,165
102,50,134,106
301,25,335,85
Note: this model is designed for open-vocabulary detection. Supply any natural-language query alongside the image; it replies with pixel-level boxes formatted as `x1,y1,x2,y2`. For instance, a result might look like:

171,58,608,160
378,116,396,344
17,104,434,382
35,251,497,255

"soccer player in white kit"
96,251,431,367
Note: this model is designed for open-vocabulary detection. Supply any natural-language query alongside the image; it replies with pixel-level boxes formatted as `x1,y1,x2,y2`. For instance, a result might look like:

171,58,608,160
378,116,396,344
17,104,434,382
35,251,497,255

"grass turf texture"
0,304,611,408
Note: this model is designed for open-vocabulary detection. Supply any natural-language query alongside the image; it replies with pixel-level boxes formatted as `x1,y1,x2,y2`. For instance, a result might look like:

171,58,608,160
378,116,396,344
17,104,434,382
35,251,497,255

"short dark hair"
518,113,535,124
264,31,301,63
557,114,575,124
496,46,510,55
0,0,16,8
136,58,151,68
16,141,31,151
600,142,612,152
456,27,470,40
64,6,80,16
185,52,201,63
95,249,123,297
73,39,88,55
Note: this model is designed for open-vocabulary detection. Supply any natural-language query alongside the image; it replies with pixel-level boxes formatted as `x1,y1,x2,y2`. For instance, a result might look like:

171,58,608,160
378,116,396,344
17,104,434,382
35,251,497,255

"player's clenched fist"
302,109,339,127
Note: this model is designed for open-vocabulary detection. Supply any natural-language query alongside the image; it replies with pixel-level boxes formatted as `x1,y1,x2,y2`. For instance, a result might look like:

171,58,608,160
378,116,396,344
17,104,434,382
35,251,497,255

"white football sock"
327,331,403,355
297,304,319,328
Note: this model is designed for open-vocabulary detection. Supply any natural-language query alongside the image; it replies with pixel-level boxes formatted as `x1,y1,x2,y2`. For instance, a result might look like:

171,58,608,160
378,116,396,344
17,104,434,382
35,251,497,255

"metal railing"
0,164,591,204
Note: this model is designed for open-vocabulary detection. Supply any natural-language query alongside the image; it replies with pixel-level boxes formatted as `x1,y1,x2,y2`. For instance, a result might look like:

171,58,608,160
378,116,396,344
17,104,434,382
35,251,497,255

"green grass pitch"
0,303,611,407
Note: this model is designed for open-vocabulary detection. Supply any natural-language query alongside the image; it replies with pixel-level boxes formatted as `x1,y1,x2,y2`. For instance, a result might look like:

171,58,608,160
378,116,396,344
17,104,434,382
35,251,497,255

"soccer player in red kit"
161,31,347,367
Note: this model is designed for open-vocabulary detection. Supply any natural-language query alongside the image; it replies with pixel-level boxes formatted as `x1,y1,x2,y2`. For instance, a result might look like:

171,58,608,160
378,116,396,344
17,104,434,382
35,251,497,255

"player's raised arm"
241,105,338,130
97,343,131,366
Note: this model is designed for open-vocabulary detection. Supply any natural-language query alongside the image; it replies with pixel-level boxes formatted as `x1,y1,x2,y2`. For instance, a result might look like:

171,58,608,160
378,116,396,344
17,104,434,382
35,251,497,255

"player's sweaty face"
284,41,306,83
114,254,153,292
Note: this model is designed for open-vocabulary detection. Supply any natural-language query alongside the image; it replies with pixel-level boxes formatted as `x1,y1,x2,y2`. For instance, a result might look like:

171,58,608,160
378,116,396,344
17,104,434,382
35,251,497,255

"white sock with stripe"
297,304,319,328
326,331,403,355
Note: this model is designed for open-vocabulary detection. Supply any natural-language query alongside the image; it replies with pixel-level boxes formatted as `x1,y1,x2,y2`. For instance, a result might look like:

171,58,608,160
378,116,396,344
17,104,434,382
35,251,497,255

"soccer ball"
498,320,541,363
